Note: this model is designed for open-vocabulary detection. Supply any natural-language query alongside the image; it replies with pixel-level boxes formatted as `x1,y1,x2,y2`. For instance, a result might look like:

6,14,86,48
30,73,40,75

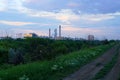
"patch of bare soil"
63,45,118,80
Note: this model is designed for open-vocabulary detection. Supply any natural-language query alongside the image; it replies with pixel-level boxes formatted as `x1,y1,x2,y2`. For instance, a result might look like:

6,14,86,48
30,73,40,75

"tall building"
88,35,94,41
59,25,61,38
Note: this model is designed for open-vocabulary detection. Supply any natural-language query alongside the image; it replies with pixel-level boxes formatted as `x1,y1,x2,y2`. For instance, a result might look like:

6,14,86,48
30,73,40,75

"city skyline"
0,0,120,40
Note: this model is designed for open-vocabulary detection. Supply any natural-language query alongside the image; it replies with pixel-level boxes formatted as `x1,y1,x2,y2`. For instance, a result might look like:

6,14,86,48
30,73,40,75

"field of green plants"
0,43,114,80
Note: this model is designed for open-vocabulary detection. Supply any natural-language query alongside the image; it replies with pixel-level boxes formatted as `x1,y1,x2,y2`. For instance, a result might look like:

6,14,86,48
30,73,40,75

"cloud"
67,2,80,7
24,0,40,3
80,12,120,22
17,8,79,24
80,14,114,22
15,6,118,23
1,0,120,24
0,20,37,26
0,0,7,11
62,25,102,33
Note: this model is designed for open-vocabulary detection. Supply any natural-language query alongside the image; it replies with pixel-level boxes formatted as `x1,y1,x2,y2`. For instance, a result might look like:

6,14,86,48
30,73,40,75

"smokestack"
49,28,51,38
59,25,61,38
54,28,57,39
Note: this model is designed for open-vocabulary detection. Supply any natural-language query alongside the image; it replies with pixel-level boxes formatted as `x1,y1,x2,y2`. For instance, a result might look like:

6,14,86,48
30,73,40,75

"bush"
0,47,8,64
8,48,24,65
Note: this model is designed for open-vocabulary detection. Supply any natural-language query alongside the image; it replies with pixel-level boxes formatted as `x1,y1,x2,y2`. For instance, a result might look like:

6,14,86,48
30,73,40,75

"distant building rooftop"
24,33,38,38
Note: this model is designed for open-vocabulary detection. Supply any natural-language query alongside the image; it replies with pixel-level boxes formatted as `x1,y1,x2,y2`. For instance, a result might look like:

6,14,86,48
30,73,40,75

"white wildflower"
91,52,96,56
51,65,58,70
19,75,29,80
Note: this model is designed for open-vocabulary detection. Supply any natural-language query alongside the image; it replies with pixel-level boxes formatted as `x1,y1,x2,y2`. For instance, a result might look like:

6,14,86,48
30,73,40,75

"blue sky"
0,0,120,40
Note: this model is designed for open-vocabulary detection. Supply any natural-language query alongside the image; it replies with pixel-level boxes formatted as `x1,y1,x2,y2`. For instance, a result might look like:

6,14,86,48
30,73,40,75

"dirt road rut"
103,48,120,80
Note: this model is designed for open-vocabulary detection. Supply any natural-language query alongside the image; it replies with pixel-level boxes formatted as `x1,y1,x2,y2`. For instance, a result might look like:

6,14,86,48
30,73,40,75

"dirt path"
103,48,120,80
63,45,118,80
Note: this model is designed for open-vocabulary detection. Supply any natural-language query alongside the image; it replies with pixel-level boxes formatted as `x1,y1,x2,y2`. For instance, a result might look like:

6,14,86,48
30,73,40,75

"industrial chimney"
59,25,61,38
54,28,57,39
49,28,51,38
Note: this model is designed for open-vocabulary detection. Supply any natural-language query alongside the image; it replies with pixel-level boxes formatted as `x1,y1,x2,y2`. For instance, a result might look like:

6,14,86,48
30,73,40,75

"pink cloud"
62,25,102,33
0,20,37,26
67,2,80,7
25,0,40,3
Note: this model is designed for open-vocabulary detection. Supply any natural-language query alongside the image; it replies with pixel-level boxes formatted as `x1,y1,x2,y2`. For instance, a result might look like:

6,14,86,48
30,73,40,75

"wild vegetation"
0,37,116,80
0,37,111,65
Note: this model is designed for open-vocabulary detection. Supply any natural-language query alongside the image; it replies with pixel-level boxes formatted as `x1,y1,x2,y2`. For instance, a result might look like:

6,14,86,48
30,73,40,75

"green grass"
0,64,13,70
92,47,119,80
119,71,120,80
0,44,115,80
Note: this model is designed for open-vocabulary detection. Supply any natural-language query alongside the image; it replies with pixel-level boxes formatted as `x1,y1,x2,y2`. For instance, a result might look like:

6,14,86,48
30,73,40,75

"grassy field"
0,43,115,80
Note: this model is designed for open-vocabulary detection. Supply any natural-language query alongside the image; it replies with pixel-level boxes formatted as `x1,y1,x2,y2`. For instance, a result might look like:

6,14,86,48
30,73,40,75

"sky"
0,0,120,40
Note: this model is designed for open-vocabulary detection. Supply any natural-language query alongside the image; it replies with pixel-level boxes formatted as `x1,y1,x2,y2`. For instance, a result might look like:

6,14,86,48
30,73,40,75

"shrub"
8,48,24,65
0,47,8,64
